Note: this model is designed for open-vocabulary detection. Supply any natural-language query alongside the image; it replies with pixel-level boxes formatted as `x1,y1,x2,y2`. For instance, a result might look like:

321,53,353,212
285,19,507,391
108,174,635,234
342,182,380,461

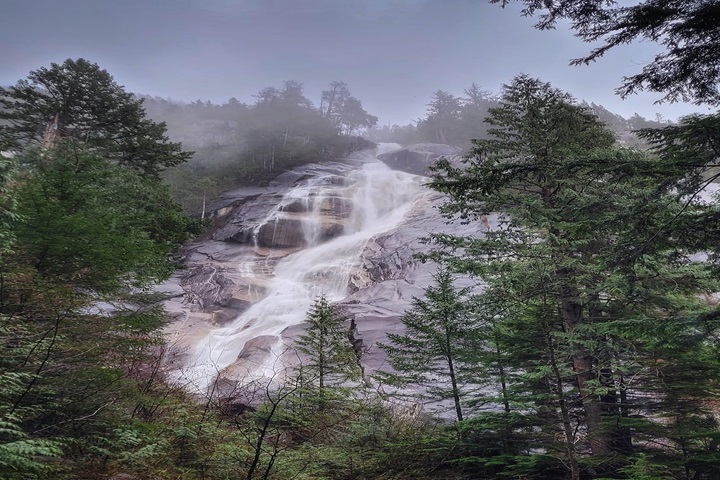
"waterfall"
176,145,427,393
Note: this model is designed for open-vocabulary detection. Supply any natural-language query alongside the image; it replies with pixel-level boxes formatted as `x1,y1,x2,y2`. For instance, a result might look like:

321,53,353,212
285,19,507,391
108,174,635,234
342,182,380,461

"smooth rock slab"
377,143,464,176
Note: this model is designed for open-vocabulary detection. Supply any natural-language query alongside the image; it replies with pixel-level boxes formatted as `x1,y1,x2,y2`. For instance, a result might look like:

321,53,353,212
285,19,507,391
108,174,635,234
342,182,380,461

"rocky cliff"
161,145,489,394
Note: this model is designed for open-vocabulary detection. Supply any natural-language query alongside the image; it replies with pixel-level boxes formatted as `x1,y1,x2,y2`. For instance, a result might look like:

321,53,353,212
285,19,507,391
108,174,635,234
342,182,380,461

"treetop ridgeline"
139,78,378,214
0,58,190,177
1,59,381,216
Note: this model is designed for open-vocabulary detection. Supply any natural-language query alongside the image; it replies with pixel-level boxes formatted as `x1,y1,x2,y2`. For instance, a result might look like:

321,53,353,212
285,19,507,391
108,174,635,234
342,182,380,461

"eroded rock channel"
161,144,484,394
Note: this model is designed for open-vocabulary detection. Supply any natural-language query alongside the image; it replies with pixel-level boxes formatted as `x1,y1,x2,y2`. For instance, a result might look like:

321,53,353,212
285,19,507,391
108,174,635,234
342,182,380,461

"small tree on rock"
378,267,484,422
295,294,360,398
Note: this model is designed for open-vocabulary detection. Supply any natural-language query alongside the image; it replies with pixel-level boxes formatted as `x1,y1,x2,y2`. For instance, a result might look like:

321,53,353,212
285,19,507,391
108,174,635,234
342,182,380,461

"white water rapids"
177,145,432,393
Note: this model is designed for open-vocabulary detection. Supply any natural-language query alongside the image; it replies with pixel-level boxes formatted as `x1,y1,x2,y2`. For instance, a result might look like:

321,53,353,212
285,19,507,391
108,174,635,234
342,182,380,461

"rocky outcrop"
377,143,464,176
339,191,488,373
160,146,493,390
180,263,267,325
254,194,353,249
212,162,357,246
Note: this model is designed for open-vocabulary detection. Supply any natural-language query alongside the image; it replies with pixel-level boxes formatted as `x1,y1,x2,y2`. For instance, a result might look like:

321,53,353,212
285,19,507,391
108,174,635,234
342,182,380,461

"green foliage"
497,0,720,105
418,90,464,145
0,58,190,176
611,454,675,480
369,83,665,149
0,414,63,480
0,321,63,480
0,154,19,256
296,294,361,395
378,267,485,422
411,87,499,147
429,74,720,479
637,112,720,196
320,81,378,135
0,58,202,480
13,142,194,292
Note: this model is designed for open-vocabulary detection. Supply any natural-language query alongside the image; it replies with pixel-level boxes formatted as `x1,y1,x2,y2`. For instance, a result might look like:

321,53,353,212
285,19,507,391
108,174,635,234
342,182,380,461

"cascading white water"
179,145,427,392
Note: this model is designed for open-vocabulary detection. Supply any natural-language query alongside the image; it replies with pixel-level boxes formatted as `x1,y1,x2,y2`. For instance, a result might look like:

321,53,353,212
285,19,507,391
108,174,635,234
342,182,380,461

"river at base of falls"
175,145,430,394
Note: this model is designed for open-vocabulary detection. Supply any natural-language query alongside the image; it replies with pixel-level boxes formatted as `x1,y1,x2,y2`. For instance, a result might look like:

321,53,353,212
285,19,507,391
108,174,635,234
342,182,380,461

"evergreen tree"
12,142,192,292
429,74,720,479
0,321,63,480
319,81,377,135
496,0,720,105
0,60,198,478
0,152,19,257
295,294,360,396
0,58,190,176
418,90,464,145
378,267,484,422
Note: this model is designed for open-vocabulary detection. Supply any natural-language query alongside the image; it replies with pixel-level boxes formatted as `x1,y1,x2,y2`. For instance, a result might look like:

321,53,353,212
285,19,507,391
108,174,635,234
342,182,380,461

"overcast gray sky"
1,0,711,125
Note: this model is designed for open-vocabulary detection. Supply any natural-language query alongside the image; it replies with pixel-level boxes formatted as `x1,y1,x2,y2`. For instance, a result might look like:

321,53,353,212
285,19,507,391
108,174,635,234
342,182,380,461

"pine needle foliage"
429,74,720,479
295,294,361,397
0,58,190,177
378,266,485,422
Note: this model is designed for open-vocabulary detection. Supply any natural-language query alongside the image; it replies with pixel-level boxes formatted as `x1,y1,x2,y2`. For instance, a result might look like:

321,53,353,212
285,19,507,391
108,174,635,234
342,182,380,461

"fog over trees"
130,79,669,214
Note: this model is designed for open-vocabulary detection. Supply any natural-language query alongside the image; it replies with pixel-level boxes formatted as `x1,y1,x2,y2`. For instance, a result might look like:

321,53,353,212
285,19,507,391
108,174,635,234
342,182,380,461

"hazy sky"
1,0,712,125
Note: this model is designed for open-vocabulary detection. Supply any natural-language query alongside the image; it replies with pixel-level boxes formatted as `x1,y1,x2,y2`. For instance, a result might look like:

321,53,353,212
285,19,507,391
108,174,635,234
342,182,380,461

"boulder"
256,217,308,249
377,143,464,176
318,195,353,218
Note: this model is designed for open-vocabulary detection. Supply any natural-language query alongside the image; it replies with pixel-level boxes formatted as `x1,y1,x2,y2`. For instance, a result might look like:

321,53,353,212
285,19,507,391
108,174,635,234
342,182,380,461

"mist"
1,0,709,126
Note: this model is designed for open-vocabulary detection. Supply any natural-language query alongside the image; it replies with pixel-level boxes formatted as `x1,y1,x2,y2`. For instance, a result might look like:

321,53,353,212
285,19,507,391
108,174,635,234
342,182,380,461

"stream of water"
179,145,428,393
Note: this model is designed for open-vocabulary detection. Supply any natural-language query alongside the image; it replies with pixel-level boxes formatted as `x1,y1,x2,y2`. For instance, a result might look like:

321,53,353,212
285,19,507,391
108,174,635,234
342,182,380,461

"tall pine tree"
429,75,720,479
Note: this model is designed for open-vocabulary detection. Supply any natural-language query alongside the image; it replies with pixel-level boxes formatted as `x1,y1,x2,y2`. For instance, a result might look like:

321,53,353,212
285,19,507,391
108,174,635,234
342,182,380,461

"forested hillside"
364,85,670,149
136,80,662,216
138,81,377,214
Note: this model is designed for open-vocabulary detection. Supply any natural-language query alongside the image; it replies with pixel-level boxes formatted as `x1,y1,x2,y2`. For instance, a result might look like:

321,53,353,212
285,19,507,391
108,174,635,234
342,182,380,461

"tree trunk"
573,354,609,455
558,272,610,456
548,333,581,480
495,341,511,413
447,354,464,422
42,113,60,149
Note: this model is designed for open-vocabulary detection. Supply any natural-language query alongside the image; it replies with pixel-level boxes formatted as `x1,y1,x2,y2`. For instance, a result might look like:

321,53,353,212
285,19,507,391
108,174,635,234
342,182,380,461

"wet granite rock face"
162,160,366,369
212,162,357,247
318,195,353,218
377,143,464,176
255,217,307,249
181,264,237,310
212,192,285,244
180,264,267,325
253,194,354,249
339,190,491,374
162,147,493,384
